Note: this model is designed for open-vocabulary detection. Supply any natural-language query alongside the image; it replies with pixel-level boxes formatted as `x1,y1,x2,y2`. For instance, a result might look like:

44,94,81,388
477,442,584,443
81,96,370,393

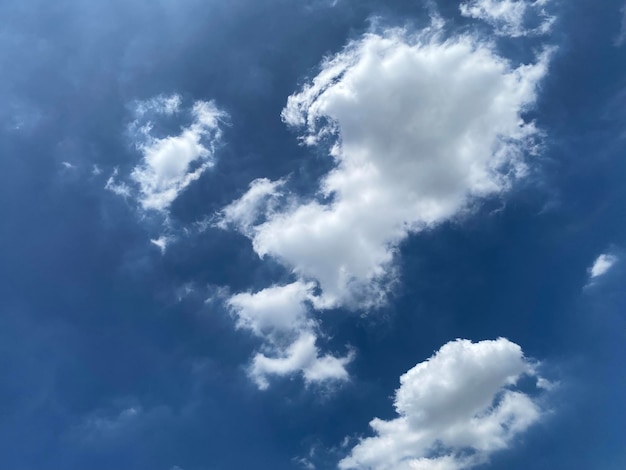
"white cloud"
135,93,182,116
460,0,555,37
105,168,132,198
227,28,550,310
217,177,286,234
249,331,353,390
226,282,353,389
339,338,546,470
150,235,171,254
107,94,227,214
227,281,315,338
588,253,618,279
220,22,552,389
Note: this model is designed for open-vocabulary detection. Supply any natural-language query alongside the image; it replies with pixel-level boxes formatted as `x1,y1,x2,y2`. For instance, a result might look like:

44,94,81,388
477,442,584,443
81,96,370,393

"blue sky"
0,0,625,469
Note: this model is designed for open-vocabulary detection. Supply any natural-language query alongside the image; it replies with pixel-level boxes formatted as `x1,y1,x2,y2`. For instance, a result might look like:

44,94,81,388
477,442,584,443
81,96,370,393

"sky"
0,0,625,469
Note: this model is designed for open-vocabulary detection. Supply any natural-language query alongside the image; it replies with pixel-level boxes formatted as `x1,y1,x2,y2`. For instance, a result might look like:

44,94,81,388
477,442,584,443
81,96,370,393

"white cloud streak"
339,338,546,470
460,0,555,37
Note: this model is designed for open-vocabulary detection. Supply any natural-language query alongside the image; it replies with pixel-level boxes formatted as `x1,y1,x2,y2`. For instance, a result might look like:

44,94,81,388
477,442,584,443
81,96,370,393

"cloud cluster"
219,26,551,388
339,338,546,470
460,0,554,37
107,94,227,214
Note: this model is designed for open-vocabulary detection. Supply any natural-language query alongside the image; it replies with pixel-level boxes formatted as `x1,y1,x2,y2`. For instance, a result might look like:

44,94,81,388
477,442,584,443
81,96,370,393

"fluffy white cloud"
220,21,552,389
226,282,353,389
228,28,550,309
339,338,546,470
250,331,353,390
588,253,618,279
107,94,227,213
227,281,315,338
217,177,286,235
460,0,554,37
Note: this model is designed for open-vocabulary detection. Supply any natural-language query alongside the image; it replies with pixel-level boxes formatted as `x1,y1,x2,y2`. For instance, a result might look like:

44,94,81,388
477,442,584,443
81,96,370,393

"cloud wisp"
587,252,619,286
460,0,555,37
339,338,548,470
218,23,552,388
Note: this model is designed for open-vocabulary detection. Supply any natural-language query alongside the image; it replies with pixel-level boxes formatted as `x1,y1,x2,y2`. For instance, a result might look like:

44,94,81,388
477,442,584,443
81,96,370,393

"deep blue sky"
0,1,625,469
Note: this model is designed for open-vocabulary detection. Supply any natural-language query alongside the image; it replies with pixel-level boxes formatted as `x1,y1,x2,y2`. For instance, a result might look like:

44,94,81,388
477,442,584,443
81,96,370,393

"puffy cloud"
107,94,227,213
588,253,618,279
227,281,316,338
339,338,546,470
217,177,286,235
250,331,353,390
460,0,554,37
228,28,550,309
226,282,353,389
220,22,552,389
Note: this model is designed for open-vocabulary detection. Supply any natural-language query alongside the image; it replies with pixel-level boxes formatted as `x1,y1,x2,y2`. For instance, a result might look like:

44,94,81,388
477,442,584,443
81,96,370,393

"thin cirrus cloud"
339,338,548,470
107,93,228,214
460,0,555,38
218,20,552,388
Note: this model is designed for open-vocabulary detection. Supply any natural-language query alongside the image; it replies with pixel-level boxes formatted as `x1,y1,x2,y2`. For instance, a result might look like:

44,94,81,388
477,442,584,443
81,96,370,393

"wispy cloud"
226,282,353,389
615,2,626,46
460,0,555,37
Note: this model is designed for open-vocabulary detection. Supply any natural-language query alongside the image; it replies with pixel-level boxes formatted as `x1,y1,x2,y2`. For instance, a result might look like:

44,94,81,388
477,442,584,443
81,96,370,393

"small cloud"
105,169,132,198
588,253,618,280
61,161,76,170
293,457,316,470
92,164,102,176
226,282,353,390
537,377,559,391
150,235,171,254
108,94,228,215
76,406,142,439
